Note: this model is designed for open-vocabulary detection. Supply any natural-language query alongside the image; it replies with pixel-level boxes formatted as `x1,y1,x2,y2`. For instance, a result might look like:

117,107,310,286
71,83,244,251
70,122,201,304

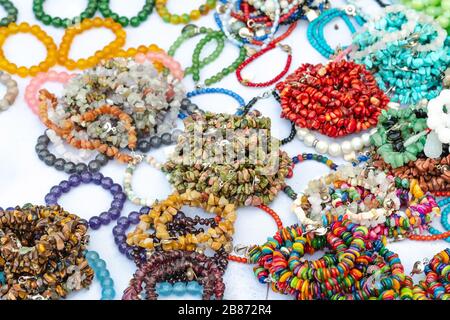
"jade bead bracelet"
33,0,97,28
0,0,17,27
98,0,155,27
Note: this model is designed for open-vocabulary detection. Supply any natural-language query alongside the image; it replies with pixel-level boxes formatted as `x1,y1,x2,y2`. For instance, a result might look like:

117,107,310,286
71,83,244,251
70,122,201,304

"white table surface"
0,0,447,300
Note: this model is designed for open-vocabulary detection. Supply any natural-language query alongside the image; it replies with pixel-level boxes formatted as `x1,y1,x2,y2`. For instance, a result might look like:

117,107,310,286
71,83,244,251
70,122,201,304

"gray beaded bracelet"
0,71,18,112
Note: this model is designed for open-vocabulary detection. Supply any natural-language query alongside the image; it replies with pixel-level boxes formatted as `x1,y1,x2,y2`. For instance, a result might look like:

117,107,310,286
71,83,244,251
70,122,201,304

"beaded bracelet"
249,220,372,300
228,204,283,264
163,112,292,206
85,251,116,300
0,23,58,77
126,190,236,253
156,0,216,25
44,172,126,230
276,60,389,138
428,198,450,243
350,5,450,104
0,205,93,300
98,0,155,27
0,0,17,27
168,25,225,77
291,165,439,241
122,250,225,300
370,107,429,169
25,70,75,115
372,153,450,193
185,88,246,116
0,70,17,112
57,18,126,71
35,131,110,174
307,6,365,59
411,249,450,300
33,0,97,28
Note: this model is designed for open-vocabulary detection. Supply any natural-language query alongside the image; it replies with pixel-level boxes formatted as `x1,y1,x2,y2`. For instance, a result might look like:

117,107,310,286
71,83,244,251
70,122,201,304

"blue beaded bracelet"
428,198,450,243
157,281,203,297
187,87,246,116
85,251,116,300
307,8,365,59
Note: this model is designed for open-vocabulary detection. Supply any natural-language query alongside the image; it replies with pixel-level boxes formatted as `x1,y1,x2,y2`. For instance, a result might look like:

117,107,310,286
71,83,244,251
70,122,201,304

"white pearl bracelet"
123,154,164,206
0,71,18,112
295,126,375,161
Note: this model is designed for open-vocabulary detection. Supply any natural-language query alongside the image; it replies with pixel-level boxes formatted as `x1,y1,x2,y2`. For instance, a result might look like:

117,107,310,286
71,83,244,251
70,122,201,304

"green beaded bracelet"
98,0,155,27
33,0,97,28
370,108,428,168
168,25,225,77
0,0,17,27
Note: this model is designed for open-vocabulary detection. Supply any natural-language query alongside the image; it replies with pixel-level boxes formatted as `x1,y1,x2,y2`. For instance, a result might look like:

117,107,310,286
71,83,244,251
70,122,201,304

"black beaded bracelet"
0,0,17,27
272,90,297,145
136,129,183,153
35,131,110,174
32,0,97,28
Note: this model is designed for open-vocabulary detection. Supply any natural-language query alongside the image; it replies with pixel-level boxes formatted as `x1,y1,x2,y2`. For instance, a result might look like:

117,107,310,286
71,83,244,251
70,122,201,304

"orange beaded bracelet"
0,22,58,77
228,204,283,264
57,17,126,70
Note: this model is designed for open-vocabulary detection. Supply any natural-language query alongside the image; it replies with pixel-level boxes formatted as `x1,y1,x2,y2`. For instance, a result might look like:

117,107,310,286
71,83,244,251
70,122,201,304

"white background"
0,0,447,300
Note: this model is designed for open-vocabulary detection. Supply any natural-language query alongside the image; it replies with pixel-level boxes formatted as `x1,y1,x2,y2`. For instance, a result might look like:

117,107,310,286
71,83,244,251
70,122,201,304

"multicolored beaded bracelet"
411,248,450,300
44,172,126,230
155,0,216,25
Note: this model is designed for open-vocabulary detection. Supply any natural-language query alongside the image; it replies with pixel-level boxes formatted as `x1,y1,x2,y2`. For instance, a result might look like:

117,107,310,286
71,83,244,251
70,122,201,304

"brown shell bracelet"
0,205,93,300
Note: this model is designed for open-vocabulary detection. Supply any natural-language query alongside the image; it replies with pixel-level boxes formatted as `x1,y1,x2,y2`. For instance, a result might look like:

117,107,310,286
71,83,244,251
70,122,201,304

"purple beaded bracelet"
113,206,149,263
44,171,126,230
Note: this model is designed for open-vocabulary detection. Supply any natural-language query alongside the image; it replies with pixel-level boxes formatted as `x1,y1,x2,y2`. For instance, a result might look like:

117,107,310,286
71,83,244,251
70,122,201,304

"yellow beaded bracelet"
127,190,236,252
57,17,126,70
0,22,58,77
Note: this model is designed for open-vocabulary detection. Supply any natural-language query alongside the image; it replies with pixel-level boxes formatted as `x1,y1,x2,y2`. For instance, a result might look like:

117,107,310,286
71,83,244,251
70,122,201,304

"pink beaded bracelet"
25,70,76,115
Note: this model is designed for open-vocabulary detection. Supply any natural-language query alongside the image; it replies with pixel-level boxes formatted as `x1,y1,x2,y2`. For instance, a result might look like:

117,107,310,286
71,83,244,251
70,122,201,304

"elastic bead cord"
85,251,116,300
33,0,97,28
0,23,58,77
0,0,17,27
44,172,126,230
25,70,75,115
98,0,154,27
0,70,17,112
307,7,365,59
